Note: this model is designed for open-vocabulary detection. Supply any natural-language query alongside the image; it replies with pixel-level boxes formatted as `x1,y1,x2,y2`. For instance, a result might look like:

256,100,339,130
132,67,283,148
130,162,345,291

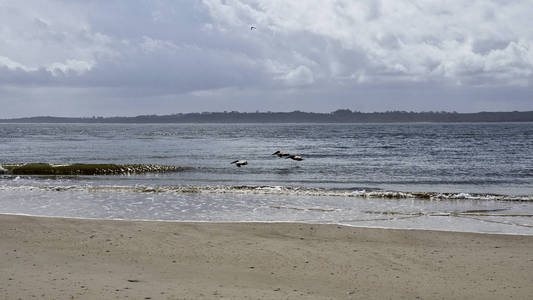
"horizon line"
2,109,533,120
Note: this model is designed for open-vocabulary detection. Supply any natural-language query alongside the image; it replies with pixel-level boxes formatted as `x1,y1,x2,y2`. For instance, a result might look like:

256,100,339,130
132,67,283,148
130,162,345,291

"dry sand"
1,214,532,299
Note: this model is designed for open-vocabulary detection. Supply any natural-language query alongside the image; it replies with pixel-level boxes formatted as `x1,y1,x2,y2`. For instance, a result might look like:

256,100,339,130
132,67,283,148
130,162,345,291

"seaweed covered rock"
2,163,189,175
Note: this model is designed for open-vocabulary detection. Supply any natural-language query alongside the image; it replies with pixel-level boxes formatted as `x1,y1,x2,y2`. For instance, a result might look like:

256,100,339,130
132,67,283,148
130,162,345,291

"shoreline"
3,212,533,237
2,214,533,299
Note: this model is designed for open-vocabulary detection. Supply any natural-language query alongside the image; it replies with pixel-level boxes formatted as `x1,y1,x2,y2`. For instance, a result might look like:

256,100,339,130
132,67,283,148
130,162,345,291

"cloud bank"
0,0,532,117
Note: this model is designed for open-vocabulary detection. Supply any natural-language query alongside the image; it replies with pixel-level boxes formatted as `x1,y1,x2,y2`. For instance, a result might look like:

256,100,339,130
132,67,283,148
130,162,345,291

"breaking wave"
0,184,531,202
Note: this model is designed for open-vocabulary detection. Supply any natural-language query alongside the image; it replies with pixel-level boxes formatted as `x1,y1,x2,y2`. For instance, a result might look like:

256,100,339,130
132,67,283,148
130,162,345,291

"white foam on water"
0,183,532,235
0,184,531,201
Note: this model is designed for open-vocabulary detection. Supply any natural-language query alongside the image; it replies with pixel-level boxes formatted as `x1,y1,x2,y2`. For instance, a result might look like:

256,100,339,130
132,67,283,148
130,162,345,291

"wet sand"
1,214,532,299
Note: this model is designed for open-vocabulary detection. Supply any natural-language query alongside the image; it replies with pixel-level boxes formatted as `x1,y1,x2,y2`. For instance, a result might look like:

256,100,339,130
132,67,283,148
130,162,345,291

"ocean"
1,123,532,234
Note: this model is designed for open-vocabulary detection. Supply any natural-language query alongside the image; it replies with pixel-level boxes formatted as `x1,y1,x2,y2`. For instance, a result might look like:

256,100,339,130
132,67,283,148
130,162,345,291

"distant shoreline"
1,110,533,123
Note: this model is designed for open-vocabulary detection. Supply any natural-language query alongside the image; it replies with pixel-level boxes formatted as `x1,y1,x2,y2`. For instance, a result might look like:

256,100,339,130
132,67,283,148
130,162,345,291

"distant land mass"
1,110,533,123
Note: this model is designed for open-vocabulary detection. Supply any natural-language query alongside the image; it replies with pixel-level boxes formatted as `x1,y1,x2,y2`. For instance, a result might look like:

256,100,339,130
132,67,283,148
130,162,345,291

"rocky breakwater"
1,163,190,175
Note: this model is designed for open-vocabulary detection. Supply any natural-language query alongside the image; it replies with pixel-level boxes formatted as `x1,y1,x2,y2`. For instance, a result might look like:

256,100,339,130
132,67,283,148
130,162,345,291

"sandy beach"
1,214,532,299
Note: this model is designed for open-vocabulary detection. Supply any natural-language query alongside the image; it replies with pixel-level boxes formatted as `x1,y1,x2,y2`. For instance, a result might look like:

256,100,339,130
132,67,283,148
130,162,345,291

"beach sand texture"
1,214,532,299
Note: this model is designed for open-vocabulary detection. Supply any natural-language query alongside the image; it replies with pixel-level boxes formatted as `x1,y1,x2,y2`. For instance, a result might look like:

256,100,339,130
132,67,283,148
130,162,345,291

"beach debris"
127,279,140,283
230,160,248,167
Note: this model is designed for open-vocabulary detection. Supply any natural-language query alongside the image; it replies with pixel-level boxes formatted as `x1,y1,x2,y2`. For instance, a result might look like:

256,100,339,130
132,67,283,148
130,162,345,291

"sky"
0,0,532,117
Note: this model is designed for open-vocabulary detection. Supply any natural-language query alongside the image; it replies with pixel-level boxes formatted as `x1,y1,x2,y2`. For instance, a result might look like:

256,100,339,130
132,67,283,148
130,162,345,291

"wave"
0,184,531,201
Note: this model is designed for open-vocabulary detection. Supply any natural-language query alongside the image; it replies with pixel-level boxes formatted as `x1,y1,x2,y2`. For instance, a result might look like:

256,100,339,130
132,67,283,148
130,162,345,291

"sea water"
0,123,532,234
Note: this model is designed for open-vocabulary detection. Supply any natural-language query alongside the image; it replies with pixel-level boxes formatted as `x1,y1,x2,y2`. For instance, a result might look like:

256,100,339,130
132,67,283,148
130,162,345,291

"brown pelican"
272,151,290,158
286,155,303,161
231,160,248,167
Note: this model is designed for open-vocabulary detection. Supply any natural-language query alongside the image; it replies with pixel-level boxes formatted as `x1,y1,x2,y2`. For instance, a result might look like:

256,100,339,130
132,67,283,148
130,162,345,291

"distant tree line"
1,109,533,123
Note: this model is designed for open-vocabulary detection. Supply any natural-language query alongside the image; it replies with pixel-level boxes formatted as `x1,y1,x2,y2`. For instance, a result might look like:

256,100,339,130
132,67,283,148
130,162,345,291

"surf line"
359,210,533,229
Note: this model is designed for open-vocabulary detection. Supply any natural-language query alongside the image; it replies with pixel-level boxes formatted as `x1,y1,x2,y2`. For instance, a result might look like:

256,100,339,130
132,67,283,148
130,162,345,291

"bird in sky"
272,151,290,158
231,160,248,167
286,155,303,161
250,26,256,30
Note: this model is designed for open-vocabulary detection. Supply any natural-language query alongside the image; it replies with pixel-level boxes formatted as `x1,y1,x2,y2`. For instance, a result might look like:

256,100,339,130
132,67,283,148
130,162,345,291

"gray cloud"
0,0,532,117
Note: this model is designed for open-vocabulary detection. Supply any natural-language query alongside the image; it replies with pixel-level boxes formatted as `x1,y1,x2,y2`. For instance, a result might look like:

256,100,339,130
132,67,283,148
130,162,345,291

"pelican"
272,151,290,158
231,160,248,167
286,155,303,161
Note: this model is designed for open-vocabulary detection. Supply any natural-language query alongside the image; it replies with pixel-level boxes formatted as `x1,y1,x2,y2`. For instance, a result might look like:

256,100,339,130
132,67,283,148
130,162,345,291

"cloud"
0,0,532,117
46,59,94,76
277,65,314,86
0,56,37,72
0,0,114,85
202,0,533,87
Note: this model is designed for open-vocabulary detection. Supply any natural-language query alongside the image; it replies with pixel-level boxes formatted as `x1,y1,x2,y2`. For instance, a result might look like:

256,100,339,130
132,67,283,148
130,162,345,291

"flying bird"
286,155,303,161
231,160,248,167
272,151,290,158
250,26,256,30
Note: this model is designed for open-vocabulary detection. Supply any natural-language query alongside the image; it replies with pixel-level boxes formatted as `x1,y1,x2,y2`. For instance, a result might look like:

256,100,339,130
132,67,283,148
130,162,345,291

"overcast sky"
1,0,532,117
